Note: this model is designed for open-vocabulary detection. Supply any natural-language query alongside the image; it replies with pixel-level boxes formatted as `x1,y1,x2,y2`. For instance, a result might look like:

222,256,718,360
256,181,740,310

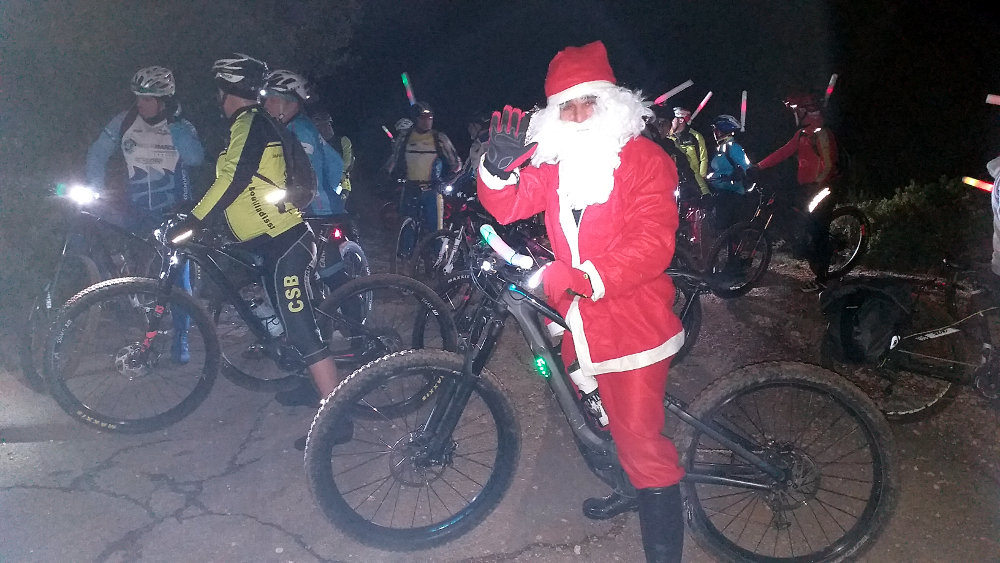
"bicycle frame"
419,261,787,492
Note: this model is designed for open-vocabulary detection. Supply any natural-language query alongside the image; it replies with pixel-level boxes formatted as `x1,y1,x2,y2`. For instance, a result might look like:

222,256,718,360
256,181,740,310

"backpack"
820,279,914,363
255,110,318,213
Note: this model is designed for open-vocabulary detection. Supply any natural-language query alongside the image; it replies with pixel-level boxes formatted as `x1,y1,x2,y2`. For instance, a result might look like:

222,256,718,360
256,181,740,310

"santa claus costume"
477,41,685,563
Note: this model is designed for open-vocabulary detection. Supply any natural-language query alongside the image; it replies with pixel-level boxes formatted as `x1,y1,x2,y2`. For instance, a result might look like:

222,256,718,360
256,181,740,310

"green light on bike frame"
533,355,551,379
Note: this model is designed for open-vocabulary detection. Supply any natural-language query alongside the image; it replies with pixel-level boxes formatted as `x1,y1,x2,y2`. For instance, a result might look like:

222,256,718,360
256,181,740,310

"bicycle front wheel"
19,254,102,393
676,361,899,562
819,296,964,422
705,222,772,298
390,217,418,274
409,229,467,284
305,349,520,551
44,277,219,433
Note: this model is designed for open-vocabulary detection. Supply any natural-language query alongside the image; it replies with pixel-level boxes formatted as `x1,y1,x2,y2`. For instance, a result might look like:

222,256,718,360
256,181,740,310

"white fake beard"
526,86,652,209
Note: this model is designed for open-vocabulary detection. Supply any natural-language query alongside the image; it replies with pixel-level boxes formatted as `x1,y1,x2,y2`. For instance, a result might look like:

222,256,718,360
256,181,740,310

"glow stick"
986,94,1000,106
401,72,416,105
963,176,993,192
690,91,713,121
740,90,748,131
381,125,393,139
824,73,838,107
653,79,693,106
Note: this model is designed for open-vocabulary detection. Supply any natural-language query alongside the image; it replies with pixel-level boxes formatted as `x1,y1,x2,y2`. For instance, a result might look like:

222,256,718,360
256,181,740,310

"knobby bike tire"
672,280,702,366
315,273,459,381
825,206,870,279
44,277,220,433
19,254,102,394
675,361,899,562
704,222,773,298
390,217,418,275
818,296,964,422
304,349,520,551
338,240,370,280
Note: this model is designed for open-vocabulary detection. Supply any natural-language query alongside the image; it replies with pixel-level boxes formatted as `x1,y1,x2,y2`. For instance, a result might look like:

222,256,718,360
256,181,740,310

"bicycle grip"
480,224,534,269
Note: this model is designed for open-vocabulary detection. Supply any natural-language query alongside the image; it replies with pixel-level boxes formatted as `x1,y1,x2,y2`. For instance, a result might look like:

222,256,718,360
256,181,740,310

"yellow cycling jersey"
192,105,302,241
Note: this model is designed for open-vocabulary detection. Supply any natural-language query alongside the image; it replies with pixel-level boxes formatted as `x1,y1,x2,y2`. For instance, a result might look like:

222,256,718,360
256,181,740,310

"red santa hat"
544,41,617,106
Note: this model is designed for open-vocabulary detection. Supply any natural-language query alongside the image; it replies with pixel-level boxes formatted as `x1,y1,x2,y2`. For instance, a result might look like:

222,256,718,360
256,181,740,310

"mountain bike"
19,186,162,393
706,182,869,297
43,219,458,433
304,228,899,560
302,213,369,296
819,261,1000,422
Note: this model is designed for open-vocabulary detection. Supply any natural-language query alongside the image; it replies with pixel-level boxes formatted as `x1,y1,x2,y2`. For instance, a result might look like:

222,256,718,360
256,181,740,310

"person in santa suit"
476,40,685,563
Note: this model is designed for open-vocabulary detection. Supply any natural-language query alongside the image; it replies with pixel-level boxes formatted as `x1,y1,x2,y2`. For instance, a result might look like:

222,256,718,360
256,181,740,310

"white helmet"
394,118,413,132
264,69,311,102
131,66,175,97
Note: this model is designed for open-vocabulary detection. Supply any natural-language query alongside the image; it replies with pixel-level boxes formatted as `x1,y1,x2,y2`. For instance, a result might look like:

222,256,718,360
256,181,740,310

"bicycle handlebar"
480,224,534,269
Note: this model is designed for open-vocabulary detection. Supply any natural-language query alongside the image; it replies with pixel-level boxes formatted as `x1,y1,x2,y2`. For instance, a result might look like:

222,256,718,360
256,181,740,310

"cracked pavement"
2,256,999,562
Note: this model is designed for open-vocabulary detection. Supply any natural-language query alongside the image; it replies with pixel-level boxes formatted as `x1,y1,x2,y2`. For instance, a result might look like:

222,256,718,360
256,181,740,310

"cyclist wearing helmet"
706,114,752,231
261,70,345,217
86,65,205,230
667,107,711,199
757,93,839,292
172,54,343,449
86,65,205,364
384,101,461,251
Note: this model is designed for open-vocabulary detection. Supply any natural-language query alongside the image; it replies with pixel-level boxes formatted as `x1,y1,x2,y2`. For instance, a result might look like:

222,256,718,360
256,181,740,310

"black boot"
275,379,321,408
637,485,684,563
582,490,639,520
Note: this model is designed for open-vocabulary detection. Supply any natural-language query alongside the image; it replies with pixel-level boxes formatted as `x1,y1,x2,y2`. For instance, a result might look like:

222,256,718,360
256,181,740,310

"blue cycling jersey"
86,110,204,216
286,113,345,216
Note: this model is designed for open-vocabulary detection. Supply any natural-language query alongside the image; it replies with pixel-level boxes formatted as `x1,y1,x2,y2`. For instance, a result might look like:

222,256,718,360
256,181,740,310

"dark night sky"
2,0,998,197
320,0,1000,194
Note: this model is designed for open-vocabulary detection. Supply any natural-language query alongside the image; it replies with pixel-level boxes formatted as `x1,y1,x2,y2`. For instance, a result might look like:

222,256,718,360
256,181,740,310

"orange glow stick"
963,176,993,192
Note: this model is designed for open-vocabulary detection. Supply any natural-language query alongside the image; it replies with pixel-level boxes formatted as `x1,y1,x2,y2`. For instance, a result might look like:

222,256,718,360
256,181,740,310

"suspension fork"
418,308,506,459
138,250,184,354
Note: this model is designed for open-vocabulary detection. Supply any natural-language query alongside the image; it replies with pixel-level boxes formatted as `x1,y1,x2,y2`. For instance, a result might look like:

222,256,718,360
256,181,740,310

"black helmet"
412,101,434,118
212,53,268,99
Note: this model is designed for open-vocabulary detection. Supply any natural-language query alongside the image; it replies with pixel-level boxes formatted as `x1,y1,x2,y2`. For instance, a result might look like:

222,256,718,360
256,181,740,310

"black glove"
483,105,537,180
161,212,202,247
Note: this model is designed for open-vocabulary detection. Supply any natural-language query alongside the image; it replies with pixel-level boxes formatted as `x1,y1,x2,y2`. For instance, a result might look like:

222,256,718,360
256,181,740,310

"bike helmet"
783,92,819,112
264,69,311,102
412,101,434,118
672,107,692,121
711,114,741,133
131,66,175,97
394,117,414,132
212,53,268,99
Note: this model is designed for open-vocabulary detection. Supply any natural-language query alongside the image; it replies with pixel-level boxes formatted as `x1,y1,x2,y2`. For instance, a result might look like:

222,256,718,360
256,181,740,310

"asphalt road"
2,236,999,562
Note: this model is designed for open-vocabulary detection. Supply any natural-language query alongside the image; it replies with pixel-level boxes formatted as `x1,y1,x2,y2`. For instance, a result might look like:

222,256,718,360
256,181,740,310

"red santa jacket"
478,135,684,376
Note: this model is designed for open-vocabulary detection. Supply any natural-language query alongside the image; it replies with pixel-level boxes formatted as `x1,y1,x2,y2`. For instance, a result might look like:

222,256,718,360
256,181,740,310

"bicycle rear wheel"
316,274,459,375
705,222,772,298
671,279,702,366
304,349,520,551
44,277,219,433
826,206,869,279
676,362,898,562
19,254,102,393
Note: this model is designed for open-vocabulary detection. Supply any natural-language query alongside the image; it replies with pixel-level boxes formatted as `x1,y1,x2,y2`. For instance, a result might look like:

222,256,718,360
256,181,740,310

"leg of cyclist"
803,184,836,291
398,182,422,256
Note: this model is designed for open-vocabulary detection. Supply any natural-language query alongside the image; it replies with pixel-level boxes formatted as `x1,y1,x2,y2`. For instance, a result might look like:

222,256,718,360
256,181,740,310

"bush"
855,176,992,273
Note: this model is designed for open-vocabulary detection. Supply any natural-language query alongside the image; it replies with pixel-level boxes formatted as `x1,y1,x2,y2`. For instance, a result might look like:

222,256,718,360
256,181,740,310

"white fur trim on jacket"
565,296,685,377
577,260,605,301
478,155,517,190
547,80,617,106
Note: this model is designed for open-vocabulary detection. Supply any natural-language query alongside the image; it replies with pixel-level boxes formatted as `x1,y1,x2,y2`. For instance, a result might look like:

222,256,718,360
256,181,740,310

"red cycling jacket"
477,136,684,377
758,125,838,186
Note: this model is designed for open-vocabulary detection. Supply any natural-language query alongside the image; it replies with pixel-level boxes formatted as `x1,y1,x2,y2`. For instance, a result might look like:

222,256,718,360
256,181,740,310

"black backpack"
255,110,318,213
820,279,914,363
